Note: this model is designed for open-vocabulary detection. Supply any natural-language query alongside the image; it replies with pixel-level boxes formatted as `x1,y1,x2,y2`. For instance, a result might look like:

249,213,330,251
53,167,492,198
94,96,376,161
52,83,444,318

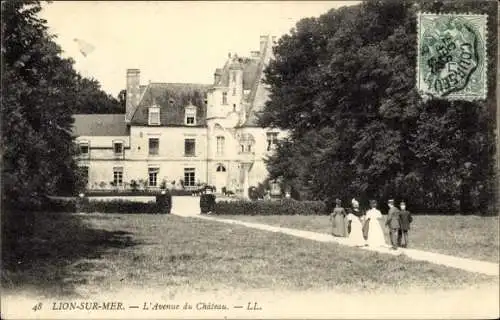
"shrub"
80,200,161,214
42,197,77,212
214,199,327,215
40,197,171,214
85,190,193,196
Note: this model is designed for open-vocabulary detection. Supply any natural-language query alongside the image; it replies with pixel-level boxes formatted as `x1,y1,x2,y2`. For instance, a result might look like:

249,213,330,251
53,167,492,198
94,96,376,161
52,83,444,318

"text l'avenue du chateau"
50,301,234,311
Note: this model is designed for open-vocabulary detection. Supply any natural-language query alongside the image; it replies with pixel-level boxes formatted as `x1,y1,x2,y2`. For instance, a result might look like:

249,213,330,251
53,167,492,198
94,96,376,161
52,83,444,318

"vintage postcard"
1,1,499,319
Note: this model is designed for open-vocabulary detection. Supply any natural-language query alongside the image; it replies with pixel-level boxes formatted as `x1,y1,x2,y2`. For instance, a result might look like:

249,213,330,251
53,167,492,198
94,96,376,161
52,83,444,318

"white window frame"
113,167,123,186
184,138,196,157
186,116,195,125
79,141,90,158
148,106,160,126
149,138,159,156
184,168,196,187
185,105,197,126
216,136,225,156
113,140,124,157
148,167,159,187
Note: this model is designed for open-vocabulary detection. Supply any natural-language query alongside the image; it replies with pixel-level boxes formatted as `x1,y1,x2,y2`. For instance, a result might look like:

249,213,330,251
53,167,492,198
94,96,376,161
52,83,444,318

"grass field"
217,215,500,263
1,212,496,300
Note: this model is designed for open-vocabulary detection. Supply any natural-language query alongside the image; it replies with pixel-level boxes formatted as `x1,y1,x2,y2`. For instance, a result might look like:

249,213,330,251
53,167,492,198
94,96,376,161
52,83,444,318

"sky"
41,1,359,97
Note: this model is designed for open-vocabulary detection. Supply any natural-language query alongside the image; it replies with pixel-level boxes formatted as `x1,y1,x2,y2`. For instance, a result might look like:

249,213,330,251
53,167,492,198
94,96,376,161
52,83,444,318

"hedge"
44,197,171,214
85,190,192,196
214,199,327,215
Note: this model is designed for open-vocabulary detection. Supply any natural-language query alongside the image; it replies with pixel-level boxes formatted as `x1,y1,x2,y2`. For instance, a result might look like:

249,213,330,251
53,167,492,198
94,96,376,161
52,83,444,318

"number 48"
32,302,42,312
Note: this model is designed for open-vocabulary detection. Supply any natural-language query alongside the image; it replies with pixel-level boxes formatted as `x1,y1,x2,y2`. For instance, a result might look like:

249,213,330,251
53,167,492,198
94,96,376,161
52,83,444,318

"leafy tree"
1,0,84,210
73,77,124,114
260,0,497,213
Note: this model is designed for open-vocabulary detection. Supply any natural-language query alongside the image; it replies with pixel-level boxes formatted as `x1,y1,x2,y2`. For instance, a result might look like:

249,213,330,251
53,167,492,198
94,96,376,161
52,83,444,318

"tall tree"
260,0,497,213
73,76,124,114
2,0,82,210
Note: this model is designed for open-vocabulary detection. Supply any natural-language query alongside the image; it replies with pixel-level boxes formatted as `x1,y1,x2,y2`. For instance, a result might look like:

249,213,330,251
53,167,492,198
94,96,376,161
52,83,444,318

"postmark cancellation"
417,13,488,101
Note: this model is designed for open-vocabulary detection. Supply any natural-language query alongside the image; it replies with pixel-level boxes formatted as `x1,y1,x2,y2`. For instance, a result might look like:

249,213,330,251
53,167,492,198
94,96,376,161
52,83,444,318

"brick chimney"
125,69,140,122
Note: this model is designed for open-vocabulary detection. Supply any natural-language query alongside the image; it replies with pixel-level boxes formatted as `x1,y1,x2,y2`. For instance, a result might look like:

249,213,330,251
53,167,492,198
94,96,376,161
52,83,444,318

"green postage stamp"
417,13,487,101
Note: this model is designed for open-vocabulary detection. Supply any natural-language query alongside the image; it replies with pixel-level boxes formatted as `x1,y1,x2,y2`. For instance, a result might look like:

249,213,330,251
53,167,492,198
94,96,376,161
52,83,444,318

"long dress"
365,208,386,247
331,207,347,237
346,213,365,246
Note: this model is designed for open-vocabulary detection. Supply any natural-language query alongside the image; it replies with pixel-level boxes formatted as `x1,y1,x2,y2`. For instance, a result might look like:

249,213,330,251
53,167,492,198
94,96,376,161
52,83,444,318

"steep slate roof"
73,114,129,136
130,83,211,127
214,57,260,91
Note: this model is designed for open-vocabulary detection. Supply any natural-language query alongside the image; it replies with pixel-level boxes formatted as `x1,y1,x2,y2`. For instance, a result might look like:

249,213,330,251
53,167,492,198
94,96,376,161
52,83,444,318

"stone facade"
73,35,285,197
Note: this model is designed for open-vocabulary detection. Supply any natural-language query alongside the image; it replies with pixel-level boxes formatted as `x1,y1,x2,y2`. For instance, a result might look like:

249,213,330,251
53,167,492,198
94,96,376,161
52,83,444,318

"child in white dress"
365,200,386,247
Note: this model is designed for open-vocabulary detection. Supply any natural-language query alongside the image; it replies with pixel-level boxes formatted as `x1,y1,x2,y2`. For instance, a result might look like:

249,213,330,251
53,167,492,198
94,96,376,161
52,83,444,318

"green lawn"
217,215,500,263
1,212,496,300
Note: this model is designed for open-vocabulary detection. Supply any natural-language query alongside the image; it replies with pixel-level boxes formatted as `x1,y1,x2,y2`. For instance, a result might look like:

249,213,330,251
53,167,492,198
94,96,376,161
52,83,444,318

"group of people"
330,198,413,250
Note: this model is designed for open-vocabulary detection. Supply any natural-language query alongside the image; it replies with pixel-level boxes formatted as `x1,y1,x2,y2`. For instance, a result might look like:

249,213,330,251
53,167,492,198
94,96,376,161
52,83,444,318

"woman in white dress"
346,199,365,246
365,200,386,247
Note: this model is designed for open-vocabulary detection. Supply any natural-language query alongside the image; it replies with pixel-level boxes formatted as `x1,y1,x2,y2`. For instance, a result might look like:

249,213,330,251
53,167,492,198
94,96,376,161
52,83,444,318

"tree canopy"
260,0,497,213
73,77,124,114
1,0,119,210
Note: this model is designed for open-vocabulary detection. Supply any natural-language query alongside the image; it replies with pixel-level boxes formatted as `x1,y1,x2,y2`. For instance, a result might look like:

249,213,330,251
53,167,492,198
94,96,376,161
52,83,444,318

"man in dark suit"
398,201,413,248
385,199,400,250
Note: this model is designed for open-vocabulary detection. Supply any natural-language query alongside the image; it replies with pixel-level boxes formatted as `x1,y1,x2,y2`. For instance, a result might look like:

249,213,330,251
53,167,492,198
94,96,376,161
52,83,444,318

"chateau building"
73,35,285,197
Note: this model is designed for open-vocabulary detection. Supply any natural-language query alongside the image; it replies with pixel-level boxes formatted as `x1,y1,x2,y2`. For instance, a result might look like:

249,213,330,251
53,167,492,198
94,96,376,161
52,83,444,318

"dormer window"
185,104,197,126
148,106,160,126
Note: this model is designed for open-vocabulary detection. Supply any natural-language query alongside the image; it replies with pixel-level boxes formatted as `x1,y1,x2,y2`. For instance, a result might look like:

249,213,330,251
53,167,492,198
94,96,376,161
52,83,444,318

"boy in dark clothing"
398,201,413,248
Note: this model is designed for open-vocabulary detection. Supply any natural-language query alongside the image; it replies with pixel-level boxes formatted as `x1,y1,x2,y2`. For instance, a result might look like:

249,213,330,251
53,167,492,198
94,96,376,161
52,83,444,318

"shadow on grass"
1,211,140,298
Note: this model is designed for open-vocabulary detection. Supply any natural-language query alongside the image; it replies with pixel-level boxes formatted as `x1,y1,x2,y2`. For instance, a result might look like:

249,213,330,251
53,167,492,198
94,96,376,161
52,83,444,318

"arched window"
216,164,226,172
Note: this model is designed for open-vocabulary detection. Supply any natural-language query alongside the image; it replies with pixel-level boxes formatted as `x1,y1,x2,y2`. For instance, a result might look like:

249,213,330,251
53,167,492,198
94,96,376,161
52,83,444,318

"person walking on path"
346,199,365,246
398,201,413,248
385,199,401,250
330,199,347,237
365,200,386,247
